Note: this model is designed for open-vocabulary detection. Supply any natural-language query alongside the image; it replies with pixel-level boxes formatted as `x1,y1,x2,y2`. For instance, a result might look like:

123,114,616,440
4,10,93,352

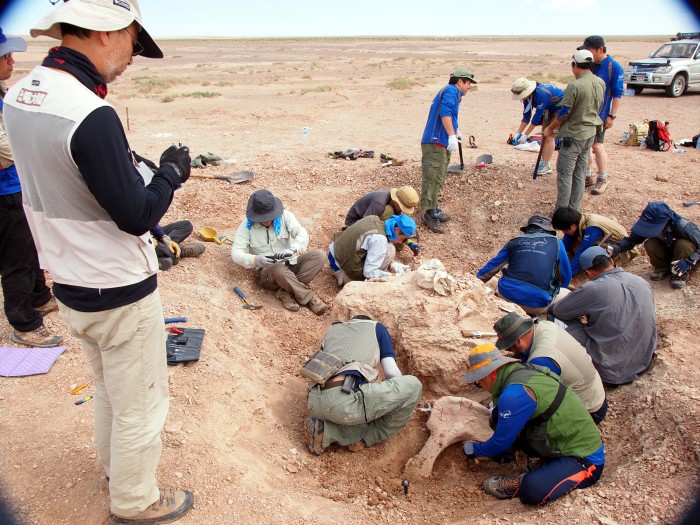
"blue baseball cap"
0,28,27,56
630,202,677,238
580,246,610,271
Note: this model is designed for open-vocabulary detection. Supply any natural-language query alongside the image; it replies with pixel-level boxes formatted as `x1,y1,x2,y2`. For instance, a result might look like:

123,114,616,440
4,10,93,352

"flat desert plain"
1,37,699,525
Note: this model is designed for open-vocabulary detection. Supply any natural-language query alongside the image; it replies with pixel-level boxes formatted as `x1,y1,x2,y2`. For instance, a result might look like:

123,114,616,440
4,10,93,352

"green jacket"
492,362,602,458
333,216,386,281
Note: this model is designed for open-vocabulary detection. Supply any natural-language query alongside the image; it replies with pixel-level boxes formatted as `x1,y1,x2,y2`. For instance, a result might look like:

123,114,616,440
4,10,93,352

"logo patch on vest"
113,0,131,11
15,88,47,107
31,80,40,86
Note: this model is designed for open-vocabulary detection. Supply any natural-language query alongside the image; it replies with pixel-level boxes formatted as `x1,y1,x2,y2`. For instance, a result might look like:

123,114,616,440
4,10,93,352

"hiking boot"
108,488,194,525
275,289,299,311
435,204,452,222
482,474,524,500
11,325,63,348
671,274,688,289
650,267,671,281
34,296,58,316
180,243,205,258
591,178,608,195
585,175,595,188
304,417,325,456
422,211,444,234
306,294,328,316
536,161,552,176
158,258,173,272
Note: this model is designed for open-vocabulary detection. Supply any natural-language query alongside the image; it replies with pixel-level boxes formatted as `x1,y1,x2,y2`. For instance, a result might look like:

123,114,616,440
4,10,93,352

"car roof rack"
670,32,700,41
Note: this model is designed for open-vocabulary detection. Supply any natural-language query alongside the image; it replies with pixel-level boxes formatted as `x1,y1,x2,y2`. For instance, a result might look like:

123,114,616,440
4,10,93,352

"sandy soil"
1,37,699,525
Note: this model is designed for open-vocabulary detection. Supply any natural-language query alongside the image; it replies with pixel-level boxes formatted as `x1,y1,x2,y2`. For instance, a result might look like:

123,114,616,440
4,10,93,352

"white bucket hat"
30,0,162,59
511,77,536,100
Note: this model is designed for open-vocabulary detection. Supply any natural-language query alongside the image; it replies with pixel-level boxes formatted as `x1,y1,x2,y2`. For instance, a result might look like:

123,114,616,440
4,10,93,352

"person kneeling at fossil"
302,316,422,455
328,214,415,286
462,344,605,505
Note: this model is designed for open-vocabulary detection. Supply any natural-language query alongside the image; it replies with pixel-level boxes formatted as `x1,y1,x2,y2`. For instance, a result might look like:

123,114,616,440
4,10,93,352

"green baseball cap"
450,67,478,84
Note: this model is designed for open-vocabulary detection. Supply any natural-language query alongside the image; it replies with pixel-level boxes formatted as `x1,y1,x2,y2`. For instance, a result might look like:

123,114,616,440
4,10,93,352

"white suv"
624,33,700,97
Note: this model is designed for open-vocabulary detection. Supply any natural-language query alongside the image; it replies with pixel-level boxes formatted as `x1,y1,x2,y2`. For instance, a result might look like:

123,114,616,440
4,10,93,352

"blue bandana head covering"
384,214,416,240
246,216,282,235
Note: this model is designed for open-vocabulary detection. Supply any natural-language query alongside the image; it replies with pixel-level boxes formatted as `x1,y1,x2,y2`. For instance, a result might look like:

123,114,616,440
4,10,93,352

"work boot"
482,474,524,500
536,161,552,176
276,289,300,311
591,178,608,195
180,243,205,258
435,204,452,222
108,488,194,525
422,210,444,234
303,417,325,456
650,267,671,281
34,296,58,316
158,258,173,272
671,273,688,289
11,325,63,348
306,294,328,316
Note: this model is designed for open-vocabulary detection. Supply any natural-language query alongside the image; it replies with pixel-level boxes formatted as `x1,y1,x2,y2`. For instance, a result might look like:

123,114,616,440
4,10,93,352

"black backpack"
644,120,672,151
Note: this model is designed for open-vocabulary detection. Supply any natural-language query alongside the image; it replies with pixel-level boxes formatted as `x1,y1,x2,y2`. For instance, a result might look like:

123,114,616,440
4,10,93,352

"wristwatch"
609,115,616,120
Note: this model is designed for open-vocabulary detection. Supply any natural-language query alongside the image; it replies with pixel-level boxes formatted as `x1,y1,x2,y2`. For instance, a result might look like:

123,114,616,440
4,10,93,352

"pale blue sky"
1,0,698,38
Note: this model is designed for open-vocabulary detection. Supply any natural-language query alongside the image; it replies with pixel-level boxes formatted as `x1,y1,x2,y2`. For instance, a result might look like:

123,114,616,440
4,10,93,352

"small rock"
490,214,498,222
66,482,73,489
290,448,298,455
286,464,298,474
175,472,183,479
655,174,669,182
517,181,524,189
598,517,618,525
165,421,183,434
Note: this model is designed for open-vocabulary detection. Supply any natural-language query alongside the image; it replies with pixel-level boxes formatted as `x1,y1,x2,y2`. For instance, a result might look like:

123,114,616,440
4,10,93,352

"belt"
320,375,346,391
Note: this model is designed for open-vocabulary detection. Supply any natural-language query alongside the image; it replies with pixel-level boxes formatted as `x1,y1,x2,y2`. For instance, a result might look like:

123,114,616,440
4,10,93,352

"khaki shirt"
557,71,605,140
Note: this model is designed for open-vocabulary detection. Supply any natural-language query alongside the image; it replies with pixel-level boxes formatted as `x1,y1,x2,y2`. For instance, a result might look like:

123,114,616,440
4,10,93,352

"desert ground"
1,37,699,525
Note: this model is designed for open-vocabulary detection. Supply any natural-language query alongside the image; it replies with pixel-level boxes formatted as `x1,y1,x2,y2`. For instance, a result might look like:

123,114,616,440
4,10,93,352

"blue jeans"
520,456,604,505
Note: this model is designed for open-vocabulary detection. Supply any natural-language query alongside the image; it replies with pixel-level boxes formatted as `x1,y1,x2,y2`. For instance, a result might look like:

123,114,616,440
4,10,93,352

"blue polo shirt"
421,84,462,147
591,55,624,120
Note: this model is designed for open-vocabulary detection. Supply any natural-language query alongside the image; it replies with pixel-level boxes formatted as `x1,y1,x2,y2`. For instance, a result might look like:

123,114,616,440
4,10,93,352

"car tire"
631,85,644,95
665,74,686,97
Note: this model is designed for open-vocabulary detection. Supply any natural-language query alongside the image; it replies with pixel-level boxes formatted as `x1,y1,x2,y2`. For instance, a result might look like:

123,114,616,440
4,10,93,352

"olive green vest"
322,318,381,383
579,213,640,266
334,216,386,281
492,363,602,458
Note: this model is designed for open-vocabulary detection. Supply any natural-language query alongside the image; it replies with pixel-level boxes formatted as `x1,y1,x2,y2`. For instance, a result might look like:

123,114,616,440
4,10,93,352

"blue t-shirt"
522,84,564,126
591,56,624,120
421,84,462,146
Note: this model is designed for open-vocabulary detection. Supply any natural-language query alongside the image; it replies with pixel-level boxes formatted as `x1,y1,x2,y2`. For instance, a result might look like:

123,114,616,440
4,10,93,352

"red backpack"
645,120,672,151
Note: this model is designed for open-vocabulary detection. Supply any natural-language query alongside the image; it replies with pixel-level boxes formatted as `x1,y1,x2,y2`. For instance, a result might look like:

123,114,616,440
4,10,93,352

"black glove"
159,145,191,184
132,151,158,173
607,243,621,258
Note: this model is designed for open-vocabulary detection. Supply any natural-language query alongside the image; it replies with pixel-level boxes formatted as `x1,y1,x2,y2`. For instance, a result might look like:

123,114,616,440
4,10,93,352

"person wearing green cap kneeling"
420,67,477,233
462,344,605,505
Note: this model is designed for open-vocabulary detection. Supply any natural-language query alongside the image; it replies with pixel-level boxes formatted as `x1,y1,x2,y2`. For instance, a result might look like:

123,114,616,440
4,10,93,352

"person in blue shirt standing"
0,28,62,348
578,36,624,196
510,77,564,176
477,215,572,315
420,67,477,233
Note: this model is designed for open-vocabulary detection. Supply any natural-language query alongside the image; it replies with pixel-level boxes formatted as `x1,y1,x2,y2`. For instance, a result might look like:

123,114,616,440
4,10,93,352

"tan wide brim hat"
511,77,537,100
30,0,163,59
390,186,419,215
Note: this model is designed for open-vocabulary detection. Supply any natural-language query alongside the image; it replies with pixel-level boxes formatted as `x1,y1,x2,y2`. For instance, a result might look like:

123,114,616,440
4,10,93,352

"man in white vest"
4,1,193,523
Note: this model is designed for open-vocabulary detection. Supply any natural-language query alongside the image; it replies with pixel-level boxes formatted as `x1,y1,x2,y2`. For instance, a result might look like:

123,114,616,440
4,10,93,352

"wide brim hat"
462,344,518,382
246,189,284,223
390,186,419,215
30,0,163,59
511,77,536,100
520,214,556,235
0,30,27,56
493,312,534,350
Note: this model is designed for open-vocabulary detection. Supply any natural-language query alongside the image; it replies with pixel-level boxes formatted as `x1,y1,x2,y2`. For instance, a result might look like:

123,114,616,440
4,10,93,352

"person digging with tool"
328,214,415,286
551,206,638,276
510,77,564,177
493,312,607,424
543,50,604,212
0,27,63,348
3,1,194,523
608,201,700,290
303,315,422,455
462,344,605,504
420,67,477,233
232,189,327,314
345,185,421,255
548,246,657,387
477,215,571,316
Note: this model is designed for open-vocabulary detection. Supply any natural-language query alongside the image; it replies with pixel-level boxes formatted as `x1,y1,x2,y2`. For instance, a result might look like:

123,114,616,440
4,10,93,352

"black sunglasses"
123,27,144,57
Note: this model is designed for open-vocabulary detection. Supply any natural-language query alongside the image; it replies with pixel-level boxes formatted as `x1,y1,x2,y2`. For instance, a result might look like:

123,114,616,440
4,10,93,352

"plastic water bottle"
696,136,700,149
639,139,646,150
621,131,628,143
671,148,686,154
302,127,308,143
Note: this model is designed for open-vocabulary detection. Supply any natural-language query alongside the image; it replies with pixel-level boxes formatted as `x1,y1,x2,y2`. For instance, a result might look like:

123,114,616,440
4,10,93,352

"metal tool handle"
682,201,699,207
